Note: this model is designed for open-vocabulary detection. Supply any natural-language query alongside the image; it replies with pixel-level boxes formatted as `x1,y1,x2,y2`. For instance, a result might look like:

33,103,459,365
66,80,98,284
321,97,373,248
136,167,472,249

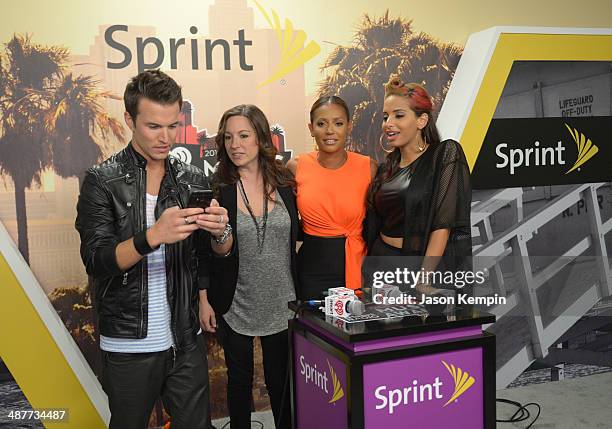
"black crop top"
374,165,412,237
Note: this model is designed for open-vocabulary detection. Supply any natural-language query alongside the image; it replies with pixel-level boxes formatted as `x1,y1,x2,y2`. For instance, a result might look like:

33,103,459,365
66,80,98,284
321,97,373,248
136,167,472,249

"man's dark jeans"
101,334,211,429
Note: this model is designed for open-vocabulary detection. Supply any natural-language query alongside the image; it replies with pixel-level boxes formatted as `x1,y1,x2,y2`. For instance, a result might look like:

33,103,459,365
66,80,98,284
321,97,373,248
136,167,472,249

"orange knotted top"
296,151,372,290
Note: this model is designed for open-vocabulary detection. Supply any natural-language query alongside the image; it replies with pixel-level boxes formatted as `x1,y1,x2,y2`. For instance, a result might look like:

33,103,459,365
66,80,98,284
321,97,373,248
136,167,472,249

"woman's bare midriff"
380,233,403,249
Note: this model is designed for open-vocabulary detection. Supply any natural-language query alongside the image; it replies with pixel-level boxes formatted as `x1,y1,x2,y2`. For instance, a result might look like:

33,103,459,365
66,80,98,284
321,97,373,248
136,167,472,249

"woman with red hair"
365,74,472,297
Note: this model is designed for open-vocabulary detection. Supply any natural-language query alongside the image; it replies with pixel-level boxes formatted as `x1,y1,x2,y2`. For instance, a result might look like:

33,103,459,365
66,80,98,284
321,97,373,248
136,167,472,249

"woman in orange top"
287,96,377,299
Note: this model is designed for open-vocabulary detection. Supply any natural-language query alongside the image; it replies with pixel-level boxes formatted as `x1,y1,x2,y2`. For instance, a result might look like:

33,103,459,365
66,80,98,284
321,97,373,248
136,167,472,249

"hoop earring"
417,135,426,152
379,134,393,154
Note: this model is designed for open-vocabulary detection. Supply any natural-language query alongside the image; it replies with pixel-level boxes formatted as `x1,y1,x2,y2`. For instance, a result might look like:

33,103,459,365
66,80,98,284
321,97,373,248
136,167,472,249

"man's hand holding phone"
146,206,204,247
186,190,232,252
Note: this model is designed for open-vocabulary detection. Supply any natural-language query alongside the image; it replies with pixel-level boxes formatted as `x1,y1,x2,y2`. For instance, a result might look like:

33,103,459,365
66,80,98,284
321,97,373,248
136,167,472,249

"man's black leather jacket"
75,144,222,350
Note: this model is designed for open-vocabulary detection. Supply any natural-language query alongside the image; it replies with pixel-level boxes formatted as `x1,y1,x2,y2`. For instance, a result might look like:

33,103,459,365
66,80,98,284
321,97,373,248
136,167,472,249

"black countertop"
289,301,495,344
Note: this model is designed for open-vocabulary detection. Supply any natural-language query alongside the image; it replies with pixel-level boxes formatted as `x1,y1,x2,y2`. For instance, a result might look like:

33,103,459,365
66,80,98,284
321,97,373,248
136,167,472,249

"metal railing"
471,183,612,388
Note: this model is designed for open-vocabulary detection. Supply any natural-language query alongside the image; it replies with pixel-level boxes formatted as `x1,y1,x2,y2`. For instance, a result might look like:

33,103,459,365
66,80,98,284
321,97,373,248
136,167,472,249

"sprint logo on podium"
299,355,345,404
374,360,476,414
441,361,475,407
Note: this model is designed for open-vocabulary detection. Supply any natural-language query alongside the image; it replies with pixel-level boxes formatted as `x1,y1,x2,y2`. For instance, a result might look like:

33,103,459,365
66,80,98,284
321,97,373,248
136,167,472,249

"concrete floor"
212,372,612,428
496,372,612,428
212,410,274,428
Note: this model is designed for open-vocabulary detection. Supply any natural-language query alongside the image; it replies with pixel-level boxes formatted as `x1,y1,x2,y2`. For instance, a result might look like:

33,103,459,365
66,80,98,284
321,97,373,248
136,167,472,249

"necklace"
316,150,348,169
238,178,268,253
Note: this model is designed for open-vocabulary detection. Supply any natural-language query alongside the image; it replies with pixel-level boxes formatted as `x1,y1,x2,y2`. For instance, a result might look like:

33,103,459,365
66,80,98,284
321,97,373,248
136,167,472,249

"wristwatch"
213,223,232,245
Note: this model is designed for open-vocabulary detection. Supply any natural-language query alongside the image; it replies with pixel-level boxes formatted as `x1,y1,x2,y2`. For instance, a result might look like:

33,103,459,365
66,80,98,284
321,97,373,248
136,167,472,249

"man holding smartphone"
75,69,234,429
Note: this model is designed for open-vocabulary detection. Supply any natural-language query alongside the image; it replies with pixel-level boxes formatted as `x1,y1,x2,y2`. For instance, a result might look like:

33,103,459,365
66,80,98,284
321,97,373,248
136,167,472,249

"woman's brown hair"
214,104,294,200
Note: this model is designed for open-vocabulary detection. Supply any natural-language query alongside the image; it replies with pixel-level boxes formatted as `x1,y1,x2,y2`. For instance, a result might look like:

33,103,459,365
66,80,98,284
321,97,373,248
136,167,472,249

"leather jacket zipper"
140,167,147,338
104,172,134,185
164,166,180,349
181,181,208,191
170,166,186,208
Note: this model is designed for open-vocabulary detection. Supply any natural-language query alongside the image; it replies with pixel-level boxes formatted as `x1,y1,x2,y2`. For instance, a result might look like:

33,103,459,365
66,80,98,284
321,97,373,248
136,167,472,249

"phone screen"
187,190,213,209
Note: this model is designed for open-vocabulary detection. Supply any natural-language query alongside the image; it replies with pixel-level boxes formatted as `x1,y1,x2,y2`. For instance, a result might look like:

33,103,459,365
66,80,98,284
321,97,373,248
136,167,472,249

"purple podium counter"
289,304,496,429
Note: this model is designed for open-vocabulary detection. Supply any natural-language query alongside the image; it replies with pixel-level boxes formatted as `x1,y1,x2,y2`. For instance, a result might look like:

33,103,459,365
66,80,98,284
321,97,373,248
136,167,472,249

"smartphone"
187,189,213,209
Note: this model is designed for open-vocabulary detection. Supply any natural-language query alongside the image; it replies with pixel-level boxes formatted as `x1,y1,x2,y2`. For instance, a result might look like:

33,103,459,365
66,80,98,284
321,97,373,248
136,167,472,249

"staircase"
470,183,612,388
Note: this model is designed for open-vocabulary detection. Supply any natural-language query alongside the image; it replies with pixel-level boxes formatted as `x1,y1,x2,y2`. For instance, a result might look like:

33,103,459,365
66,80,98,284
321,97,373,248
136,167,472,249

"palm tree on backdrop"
0,34,68,263
49,286,100,375
317,11,462,161
47,73,125,189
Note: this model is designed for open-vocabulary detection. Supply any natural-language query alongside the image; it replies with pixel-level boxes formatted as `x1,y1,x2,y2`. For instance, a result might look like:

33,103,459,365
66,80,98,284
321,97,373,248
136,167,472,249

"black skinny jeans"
101,334,211,429
217,317,291,429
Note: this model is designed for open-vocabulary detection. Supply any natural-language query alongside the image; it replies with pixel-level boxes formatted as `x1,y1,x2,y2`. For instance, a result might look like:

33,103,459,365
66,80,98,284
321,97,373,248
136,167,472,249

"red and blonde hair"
368,74,442,206
384,74,433,111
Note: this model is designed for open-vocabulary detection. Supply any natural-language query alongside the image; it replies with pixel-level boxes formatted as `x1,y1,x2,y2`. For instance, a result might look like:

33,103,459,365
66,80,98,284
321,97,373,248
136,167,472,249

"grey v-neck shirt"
223,194,296,336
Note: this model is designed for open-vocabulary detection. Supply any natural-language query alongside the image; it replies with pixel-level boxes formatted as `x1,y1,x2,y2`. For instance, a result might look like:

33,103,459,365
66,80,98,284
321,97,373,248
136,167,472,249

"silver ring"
218,215,223,224
184,217,190,225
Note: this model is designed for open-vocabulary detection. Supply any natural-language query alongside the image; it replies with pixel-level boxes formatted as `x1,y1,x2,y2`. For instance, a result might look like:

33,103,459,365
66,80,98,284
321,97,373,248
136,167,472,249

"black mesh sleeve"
431,140,471,231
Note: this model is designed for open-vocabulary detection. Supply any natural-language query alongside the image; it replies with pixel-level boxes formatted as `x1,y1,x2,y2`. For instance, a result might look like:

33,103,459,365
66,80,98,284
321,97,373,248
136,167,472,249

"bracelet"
215,248,233,258
133,229,158,256
213,223,232,245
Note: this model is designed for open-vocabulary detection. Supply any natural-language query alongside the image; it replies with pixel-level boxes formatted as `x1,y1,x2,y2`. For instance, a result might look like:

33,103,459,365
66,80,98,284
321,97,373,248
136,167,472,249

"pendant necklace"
238,178,268,253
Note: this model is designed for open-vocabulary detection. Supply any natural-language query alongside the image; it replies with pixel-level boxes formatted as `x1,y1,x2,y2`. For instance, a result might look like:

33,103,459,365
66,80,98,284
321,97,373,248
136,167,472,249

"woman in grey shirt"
201,104,299,429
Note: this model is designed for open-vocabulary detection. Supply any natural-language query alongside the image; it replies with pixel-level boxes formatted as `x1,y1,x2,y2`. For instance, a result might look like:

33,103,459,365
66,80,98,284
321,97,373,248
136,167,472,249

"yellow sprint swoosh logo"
327,359,344,404
254,0,321,87
564,123,599,174
441,361,475,407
